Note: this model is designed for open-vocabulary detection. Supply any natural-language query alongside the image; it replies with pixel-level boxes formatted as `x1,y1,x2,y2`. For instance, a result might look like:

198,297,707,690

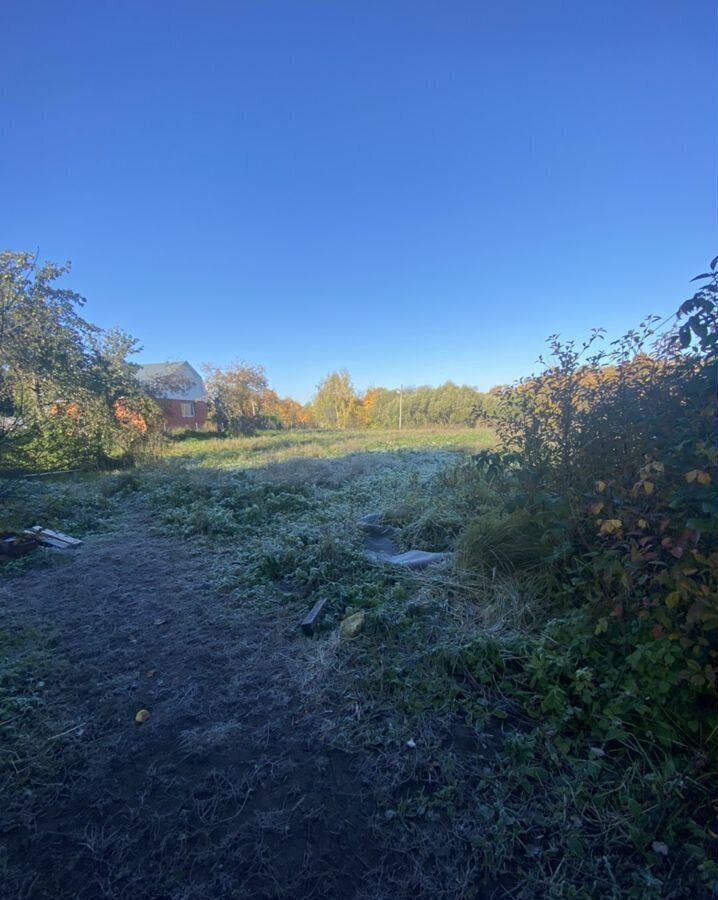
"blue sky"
2,1,715,402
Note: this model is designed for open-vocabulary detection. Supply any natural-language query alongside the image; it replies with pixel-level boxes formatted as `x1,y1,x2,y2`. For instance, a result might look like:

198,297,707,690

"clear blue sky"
2,1,715,402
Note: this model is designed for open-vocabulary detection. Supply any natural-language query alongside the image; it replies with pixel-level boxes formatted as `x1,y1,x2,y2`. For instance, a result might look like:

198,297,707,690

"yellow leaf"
135,708,151,724
599,519,622,535
643,481,654,495
590,501,604,515
638,518,648,529
665,591,681,609
686,469,711,485
339,611,365,640
595,480,606,493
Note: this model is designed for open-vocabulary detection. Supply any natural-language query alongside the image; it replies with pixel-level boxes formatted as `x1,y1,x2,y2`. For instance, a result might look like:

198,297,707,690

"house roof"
136,361,206,401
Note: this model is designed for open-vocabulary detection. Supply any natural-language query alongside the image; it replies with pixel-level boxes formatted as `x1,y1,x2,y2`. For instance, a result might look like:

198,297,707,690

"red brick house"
136,361,208,430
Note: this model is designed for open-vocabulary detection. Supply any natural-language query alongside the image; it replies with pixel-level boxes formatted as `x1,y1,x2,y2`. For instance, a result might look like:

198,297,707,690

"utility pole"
397,384,403,431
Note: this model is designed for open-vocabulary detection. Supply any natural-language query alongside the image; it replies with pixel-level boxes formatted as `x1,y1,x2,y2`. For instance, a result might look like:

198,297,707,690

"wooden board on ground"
23,526,82,548
301,596,329,635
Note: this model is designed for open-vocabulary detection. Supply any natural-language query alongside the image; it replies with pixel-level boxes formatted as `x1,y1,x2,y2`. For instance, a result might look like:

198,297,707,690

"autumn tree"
263,394,314,430
201,362,272,435
358,387,381,427
311,370,360,429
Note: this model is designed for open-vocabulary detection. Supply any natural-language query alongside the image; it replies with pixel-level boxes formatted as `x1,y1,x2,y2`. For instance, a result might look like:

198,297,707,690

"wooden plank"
29,526,82,546
23,526,82,548
300,597,329,636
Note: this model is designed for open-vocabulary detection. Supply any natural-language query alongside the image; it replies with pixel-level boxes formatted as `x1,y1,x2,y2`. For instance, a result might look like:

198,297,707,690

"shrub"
477,260,717,711
451,257,718,883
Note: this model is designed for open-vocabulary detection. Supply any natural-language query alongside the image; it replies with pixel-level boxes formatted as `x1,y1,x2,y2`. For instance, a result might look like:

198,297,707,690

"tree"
1,251,94,447
360,382,496,429
311,370,360,429
359,387,381,427
202,362,271,435
0,250,156,471
263,394,315,430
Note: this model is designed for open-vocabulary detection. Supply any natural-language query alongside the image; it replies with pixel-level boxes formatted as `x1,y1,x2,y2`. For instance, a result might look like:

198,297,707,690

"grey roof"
136,361,206,401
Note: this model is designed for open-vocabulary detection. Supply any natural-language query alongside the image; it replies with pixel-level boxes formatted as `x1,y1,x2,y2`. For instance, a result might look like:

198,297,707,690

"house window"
180,401,195,418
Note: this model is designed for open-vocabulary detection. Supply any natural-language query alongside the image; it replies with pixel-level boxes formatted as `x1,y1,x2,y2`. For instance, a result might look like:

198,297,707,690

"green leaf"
690,319,709,339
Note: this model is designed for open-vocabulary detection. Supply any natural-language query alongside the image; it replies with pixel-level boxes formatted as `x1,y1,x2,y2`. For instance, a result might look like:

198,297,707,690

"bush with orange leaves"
113,399,148,434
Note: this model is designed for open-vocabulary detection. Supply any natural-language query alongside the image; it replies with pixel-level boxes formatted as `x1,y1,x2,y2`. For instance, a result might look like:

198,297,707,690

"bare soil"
0,506,388,900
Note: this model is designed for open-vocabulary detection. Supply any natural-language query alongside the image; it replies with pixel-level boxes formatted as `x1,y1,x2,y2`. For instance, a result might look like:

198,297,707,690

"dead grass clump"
452,573,547,635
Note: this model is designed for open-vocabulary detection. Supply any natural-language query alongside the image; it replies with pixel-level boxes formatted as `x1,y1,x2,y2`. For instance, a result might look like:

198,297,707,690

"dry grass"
417,569,550,636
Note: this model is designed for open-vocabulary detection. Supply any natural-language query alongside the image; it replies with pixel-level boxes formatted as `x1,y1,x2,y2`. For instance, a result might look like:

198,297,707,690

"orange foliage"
113,400,148,434
357,388,380,427
49,401,81,418
265,395,314,429
361,388,381,411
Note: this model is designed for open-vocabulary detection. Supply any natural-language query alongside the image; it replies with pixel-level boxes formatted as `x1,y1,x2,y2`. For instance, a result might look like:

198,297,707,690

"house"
136,361,208,430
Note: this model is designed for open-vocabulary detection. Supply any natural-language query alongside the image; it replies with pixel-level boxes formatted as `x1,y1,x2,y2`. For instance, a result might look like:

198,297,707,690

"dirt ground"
0,506,392,900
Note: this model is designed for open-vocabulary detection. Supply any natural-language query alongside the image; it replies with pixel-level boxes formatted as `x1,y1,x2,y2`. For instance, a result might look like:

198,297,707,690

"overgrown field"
163,427,495,466
1,426,716,899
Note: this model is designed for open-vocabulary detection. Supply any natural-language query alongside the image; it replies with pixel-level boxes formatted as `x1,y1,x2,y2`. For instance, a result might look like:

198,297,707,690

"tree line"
307,369,502,430
200,365,505,435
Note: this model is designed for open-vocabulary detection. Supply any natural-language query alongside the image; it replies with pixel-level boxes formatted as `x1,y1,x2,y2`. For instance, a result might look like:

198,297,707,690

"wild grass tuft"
457,508,549,576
